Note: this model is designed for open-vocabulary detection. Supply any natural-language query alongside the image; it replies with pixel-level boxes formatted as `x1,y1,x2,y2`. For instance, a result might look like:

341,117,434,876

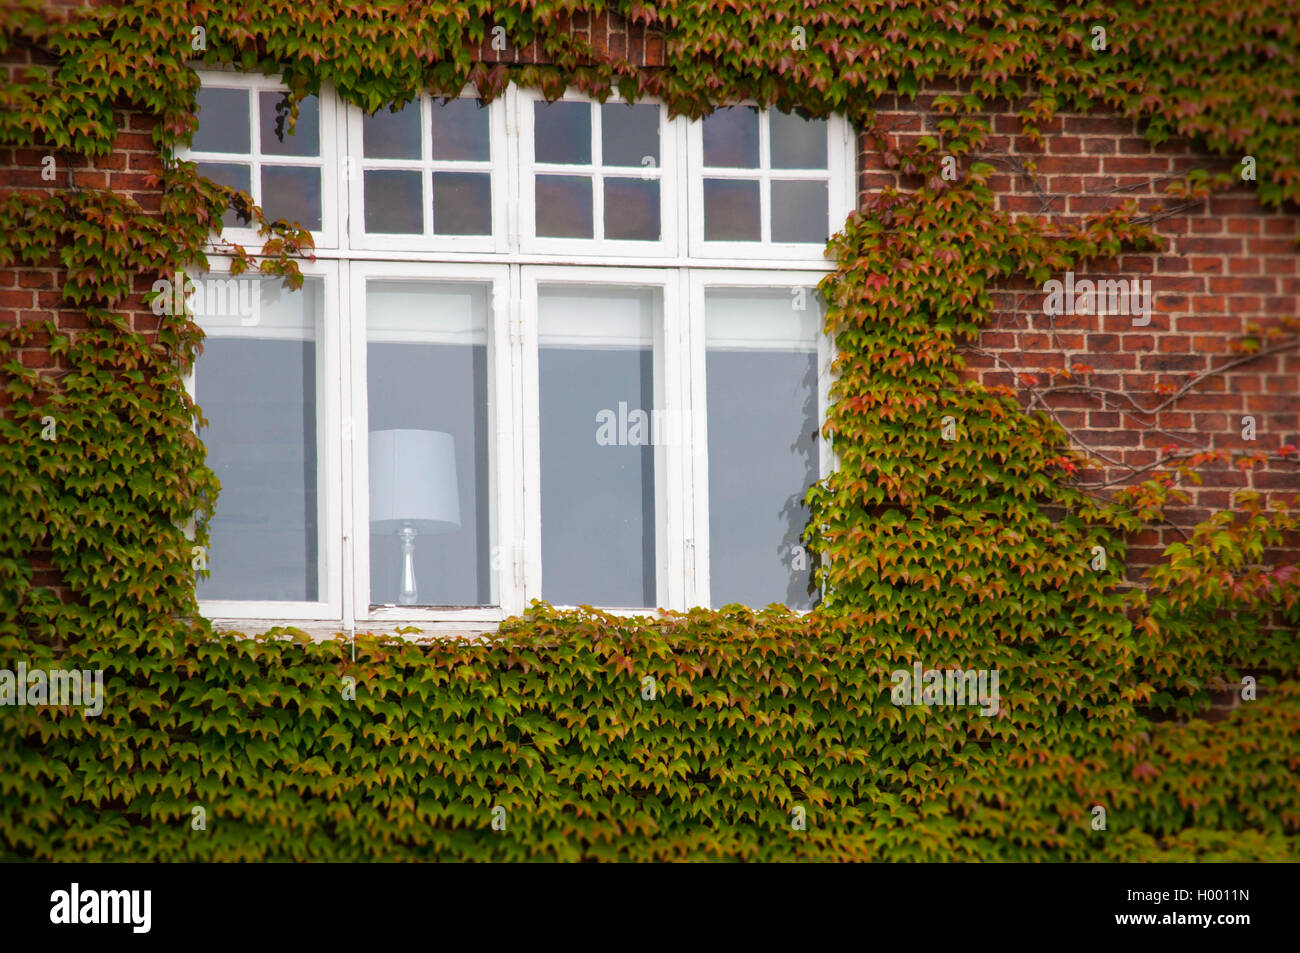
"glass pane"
193,87,249,153
534,101,591,164
195,161,252,228
431,99,491,161
603,179,659,241
196,276,321,602
702,106,759,168
703,178,760,241
705,288,821,610
539,286,659,607
258,92,320,157
771,180,828,244
364,170,422,233
363,101,421,159
601,103,659,167
535,174,593,238
769,112,828,169
432,172,491,235
260,166,322,230
367,281,493,606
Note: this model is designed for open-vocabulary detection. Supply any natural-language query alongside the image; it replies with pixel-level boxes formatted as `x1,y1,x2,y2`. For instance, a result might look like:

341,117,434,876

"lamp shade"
369,429,461,535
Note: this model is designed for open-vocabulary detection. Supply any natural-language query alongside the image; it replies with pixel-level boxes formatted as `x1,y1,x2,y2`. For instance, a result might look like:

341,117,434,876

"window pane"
535,174,593,238
705,288,821,610
195,161,252,228
363,102,421,159
534,101,591,164
703,178,760,241
539,286,659,607
702,106,759,168
260,166,322,230
603,178,659,241
431,99,491,161
601,103,659,167
197,276,321,602
367,281,493,606
193,87,249,153
771,180,828,244
769,112,828,169
432,171,491,235
258,92,320,157
364,170,422,233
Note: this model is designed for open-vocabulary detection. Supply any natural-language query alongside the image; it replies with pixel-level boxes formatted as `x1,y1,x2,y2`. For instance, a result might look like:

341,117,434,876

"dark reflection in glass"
702,106,759,168
707,347,819,610
363,102,421,159
195,161,252,227
540,346,655,607
703,178,760,241
535,175,593,237
431,99,491,161
258,92,320,156
194,87,249,153
771,180,828,243
534,101,591,164
770,111,828,169
364,170,422,233
260,166,322,230
432,172,491,235
601,103,659,167
604,179,659,241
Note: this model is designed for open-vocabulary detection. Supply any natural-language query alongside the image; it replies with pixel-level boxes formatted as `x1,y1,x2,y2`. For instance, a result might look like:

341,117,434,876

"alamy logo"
150,270,260,324
891,661,1000,716
1042,271,1152,326
50,883,151,933
595,402,685,447
0,663,103,716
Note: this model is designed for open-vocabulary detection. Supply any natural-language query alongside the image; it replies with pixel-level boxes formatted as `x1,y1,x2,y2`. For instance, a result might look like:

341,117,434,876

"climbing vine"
0,1,1297,860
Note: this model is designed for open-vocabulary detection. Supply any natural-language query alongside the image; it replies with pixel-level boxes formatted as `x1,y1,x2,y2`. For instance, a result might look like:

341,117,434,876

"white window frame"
185,73,854,632
180,71,342,250
187,255,345,622
516,87,681,258
345,89,509,256
520,266,689,613
347,260,522,624
687,106,855,261
684,270,835,610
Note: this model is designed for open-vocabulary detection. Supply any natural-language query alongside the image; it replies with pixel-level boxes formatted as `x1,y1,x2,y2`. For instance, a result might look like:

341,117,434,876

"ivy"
0,1,1297,860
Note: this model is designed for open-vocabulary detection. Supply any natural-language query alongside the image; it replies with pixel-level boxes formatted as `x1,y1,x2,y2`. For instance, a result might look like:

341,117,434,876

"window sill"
208,618,502,642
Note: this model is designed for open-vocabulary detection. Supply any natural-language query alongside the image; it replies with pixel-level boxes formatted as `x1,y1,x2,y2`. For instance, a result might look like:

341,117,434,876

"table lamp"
369,428,461,605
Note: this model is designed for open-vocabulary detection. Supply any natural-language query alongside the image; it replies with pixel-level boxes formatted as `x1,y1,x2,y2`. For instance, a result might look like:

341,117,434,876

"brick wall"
863,92,1300,578
4,14,1298,592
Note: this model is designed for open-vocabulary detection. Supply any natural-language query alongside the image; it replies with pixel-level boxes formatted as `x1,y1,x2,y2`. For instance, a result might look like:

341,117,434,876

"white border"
687,106,855,261
186,74,856,632
517,87,680,258
345,89,508,256
347,260,519,623
684,269,834,610
190,256,344,620
520,265,687,612
181,71,340,251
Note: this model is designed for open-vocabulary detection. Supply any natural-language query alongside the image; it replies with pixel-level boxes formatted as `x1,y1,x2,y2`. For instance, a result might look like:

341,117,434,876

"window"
687,276,831,610
518,89,677,254
182,74,851,630
188,74,339,247
348,95,508,252
189,261,344,621
689,106,850,257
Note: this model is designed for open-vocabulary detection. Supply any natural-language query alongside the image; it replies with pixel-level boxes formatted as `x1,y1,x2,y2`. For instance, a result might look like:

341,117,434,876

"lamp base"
398,524,418,605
